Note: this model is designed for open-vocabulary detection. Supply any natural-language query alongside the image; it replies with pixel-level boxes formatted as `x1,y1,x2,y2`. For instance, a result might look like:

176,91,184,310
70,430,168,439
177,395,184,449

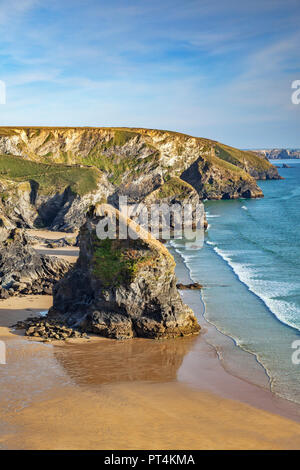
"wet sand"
0,232,300,449
1,295,300,449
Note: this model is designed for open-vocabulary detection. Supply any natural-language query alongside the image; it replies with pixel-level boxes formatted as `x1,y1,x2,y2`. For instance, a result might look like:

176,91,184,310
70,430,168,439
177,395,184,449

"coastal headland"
1,127,299,450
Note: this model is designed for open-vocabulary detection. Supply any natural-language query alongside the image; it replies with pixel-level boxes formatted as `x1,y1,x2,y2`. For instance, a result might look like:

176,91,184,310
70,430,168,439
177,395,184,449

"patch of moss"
92,238,154,287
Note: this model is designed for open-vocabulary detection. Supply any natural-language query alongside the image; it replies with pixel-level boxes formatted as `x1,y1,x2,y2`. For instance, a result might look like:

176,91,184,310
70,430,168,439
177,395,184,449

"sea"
170,160,300,404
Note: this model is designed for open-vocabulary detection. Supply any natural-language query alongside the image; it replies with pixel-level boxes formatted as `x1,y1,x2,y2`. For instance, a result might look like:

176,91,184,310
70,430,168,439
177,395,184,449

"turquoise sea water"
171,160,300,404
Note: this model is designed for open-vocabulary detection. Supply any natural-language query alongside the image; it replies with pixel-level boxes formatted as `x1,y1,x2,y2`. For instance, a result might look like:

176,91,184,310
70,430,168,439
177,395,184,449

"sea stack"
48,204,200,339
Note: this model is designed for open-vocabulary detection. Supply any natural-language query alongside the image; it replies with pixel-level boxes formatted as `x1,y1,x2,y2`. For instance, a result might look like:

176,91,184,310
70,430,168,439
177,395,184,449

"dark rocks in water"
0,228,71,297
48,205,200,340
282,164,292,168
176,282,203,290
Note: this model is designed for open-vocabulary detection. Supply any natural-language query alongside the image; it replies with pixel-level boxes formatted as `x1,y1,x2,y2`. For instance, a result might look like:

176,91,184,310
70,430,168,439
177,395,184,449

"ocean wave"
213,246,300,332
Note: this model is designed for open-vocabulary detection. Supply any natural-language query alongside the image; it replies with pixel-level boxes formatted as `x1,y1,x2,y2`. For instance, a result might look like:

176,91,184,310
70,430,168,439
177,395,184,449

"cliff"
0,228,70,298
252,148,300,160
0,127,280,230
47,205,200,339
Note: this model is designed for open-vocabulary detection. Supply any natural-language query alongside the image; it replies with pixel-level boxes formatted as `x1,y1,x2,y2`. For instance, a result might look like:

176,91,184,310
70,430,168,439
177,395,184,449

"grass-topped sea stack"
48,204,200,339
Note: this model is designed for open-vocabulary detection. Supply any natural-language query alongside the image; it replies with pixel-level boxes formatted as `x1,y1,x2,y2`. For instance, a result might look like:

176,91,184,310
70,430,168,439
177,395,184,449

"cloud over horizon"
0,0,299,147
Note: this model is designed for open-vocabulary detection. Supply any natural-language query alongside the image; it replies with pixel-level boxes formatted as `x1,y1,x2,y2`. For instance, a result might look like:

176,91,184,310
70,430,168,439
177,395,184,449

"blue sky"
0,0,299,148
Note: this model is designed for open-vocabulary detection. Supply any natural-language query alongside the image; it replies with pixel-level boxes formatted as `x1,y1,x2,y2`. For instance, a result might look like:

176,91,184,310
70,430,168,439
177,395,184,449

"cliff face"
0,154,113,231
48,205,200,339
0,127,280,229
0,228,70,298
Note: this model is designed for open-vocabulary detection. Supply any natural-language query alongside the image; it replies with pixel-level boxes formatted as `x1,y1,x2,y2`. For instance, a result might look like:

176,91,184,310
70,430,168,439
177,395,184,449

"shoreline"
170,239,272,386
209,238,300,334
168,243,300,423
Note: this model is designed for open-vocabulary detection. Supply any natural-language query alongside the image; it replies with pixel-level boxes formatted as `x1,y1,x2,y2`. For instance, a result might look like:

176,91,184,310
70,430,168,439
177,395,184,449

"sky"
0,0,299,148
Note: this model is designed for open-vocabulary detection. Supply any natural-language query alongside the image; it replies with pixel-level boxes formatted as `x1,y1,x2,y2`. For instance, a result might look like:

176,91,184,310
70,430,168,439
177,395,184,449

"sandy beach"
0,230,300,450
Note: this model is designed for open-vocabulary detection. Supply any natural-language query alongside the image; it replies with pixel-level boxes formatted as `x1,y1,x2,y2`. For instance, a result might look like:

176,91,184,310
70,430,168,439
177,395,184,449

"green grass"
0,154,101,196
215,143,271,171
202,151,253,178
157,177,194,199
107,130,139,147
80,145,158,185
92,238,154,288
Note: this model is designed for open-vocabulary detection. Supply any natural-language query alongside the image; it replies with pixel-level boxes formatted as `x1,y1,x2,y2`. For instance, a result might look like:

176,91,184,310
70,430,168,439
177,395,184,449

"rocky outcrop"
252,148,300,160
0,128,280,231
13,316,88,341
47,205,200,339
180,156,263,199
0,167,114,231
0,228,71,297
176,283,202,290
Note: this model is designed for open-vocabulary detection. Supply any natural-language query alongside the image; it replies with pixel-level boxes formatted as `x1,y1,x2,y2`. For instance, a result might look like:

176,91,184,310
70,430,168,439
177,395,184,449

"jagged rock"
48,205,200,340
176,282,203,290
13,316,87,341
0,228,71,297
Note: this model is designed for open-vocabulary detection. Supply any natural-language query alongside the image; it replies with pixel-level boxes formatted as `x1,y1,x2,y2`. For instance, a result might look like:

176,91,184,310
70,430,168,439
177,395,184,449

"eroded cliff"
0,127,280,230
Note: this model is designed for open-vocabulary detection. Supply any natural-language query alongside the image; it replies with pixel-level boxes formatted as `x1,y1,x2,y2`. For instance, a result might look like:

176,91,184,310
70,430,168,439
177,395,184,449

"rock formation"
47,205,200,339
252,148,300,160
0,228,71,297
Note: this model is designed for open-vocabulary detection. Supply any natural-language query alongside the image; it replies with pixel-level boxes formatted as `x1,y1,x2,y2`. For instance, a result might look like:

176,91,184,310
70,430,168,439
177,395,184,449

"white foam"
241,206,248,211
213,246,300,332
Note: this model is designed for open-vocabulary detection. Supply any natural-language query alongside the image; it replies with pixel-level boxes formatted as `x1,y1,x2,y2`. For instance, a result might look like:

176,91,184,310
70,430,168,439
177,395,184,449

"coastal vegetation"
0,154,100,196
0,127,280,230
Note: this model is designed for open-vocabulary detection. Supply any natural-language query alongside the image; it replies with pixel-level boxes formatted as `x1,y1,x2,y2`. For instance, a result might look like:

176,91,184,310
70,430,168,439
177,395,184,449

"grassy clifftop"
0,126,280,204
